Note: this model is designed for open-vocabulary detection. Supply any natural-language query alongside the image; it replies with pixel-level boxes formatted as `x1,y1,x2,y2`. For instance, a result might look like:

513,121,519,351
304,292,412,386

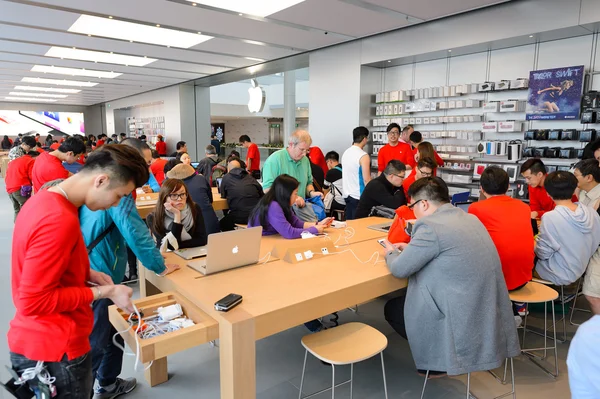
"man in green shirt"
262,130,323,210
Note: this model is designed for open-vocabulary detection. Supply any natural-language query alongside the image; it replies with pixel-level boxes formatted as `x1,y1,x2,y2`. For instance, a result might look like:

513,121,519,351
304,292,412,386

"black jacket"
147,203,208,250
181,174,221,235
355,174,407,218
220,168,264,224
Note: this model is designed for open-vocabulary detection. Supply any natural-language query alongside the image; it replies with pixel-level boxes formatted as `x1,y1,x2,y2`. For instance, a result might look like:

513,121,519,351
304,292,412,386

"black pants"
510,281,528,316
344,197,360,220
328,200,346,219
126,247,137,277
90,299,123,387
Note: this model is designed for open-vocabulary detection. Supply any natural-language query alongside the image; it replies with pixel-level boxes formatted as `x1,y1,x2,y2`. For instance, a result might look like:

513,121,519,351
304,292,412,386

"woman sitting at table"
147,178,208,251
248,174,329,239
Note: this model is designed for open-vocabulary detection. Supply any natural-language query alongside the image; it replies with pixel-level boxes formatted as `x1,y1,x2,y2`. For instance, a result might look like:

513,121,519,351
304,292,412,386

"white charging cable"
112,303,153,371
258,252,271,264
15,361,56,387
333,227,355,246
324,248,385,265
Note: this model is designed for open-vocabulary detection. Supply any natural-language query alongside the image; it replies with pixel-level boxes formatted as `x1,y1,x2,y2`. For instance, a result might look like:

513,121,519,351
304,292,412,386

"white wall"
223,119,270,144
83,104,105,135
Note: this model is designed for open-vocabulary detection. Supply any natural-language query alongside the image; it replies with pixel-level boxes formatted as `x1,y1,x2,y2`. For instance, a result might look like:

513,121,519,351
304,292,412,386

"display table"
1,156,9,178
116,217,404,398
136,187,228,219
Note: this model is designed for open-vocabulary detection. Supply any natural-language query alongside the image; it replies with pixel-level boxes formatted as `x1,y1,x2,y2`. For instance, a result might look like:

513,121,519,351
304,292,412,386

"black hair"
163,159,181,175
383,160,406,175
27,150,41,158
139,135,147,141
120,137,151,154
352,126,369,144
239,135,251,143
544,171,578,200
81,144,149,188
520,158,546,175
409,131,422,143
325,151,339,162
35,142,41,148
417,157,436,170
22,136,36,147
249,174,299,229
151,149,161,159
407,176,451,204
229,150,240,158
480,166,509,195
57,137,86,155
119,133,126,137
386,123,401,133
575,159,600,183
176,141,186,150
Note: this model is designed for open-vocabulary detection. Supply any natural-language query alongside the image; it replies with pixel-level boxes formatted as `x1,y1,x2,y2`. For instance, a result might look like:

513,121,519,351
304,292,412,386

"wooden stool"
298,322,388,399
509,281,559,378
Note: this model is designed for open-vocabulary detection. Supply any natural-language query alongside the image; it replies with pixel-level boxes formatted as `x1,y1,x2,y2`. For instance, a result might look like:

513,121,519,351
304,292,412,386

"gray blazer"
385,203,520,375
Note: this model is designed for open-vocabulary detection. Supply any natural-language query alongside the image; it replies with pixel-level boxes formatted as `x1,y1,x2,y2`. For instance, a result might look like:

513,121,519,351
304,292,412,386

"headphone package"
548,130,561,140
580,129,597,142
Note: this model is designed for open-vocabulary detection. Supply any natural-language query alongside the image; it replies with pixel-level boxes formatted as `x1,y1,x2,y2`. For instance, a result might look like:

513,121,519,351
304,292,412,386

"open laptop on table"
174,246,207,260
368,222,392,233
187,226,263,275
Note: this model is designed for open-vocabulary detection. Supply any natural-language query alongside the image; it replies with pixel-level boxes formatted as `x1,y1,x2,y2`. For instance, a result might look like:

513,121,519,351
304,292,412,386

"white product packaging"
478,82,494,92
450,86,457,96
448,131,457,138
443,86,451,97
423,117,430,124
405,102,416,112
482,122,498,133
510,79,529,89
402,118,410,125
392,104,399,115
448,116,456,123
415,118,423,124
439,101,448,110
483,102,500,112
469,132,482,141
422,132,429,139
398,90,406,101
494,80,510,91
498,121,522,132
384,92,390,102
376,92,382,103
455,116,464,123
409,118,416,124
429,116,438,124
456,100,464,108
389,90,399,102
448,100,456,109
500,100,526,112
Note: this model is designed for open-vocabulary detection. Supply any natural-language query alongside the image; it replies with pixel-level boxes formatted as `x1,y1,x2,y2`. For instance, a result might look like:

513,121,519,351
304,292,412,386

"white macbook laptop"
174,246,207,260
367,222,392,233
187,226,263,275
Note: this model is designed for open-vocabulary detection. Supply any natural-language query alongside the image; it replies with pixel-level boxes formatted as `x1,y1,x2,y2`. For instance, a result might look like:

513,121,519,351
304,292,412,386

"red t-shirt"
36,147,44,154
150,158,168,186
528,184,556,218
96,139,105,147
377,142,415,172
246,143,260,171
5,155,35,194
9,190,94,361
50,143,60,150
387,205,416,244
402,171,416,200
469,196,534,290
155,141,167,156
309,146,328,176
32,151,69,192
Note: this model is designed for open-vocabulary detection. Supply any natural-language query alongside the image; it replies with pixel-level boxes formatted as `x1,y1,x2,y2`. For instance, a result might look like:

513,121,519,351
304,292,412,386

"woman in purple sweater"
248,174,328,238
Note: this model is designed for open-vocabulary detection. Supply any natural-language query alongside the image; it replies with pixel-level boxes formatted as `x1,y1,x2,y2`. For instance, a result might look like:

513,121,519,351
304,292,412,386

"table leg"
139,262,147,298
144,357,168,387
219,317,256,399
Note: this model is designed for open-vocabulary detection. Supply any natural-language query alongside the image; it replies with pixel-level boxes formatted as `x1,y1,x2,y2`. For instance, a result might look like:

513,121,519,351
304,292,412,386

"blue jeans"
90,298,124,387
344,197,360,220
10,351,93,398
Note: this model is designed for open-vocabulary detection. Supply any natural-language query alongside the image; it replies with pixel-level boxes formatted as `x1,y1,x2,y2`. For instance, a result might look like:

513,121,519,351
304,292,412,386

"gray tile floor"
0,179,585,398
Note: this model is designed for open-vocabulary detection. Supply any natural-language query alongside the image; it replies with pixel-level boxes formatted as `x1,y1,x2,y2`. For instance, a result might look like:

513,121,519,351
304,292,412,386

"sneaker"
93,378,137,399
514,315,523,328
560,293,576,304
515,302,529,316
123,275,138,285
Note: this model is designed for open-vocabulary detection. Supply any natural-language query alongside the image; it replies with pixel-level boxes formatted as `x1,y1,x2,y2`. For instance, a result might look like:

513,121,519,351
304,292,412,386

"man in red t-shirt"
239,134,261,179
149,149,168,186
409,130,444,166
155,134,167,156
8,145,148,397
5,151,40,221
469,166,534,291
402,158,436,200
32,136,86,192
95,134,106,148
378,123,416,175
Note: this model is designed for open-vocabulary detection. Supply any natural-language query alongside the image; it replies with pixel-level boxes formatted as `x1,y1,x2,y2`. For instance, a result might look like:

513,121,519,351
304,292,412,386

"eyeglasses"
387,131,399,136
408,199,424,209
295,145,309,154
418,168,433,177
168,193,187,200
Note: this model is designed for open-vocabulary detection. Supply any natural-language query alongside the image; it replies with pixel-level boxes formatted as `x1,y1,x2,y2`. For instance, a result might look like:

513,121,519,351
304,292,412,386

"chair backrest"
451,191,470,205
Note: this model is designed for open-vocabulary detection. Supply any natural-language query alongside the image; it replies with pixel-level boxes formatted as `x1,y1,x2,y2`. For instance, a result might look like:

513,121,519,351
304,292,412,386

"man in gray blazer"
382,177,520,376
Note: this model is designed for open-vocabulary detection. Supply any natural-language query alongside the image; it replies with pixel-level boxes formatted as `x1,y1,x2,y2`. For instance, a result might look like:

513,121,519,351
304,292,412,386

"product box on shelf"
524,130,536,140
443,86,451,97
389,91,399,102
415,118,423,124
465,99,479,108
580,129,597,142
479,82,495,92
468,132,483,141
453,175,472,184
503,165,519,182
510,78,529,89
559,148,576,159
534,130,549,140
422,132,430,139
409,118,416,124
483,102,500,113
450,86,457,97
392,104,399,115
482,122,498,133
376,92,382,103
384,92,390,102
533,147,547,158
548,130,561,140
580,91,600,110
500,100,526,113
448,100,456,109
494,80,511,91
403,118,411,125
522,147,534,158
405,103,417,112
429,117,438,124
423,117,430,124
581,110,597,124
498,121,522,132
560,129,578,140
439,101,448,110
507,141,522,161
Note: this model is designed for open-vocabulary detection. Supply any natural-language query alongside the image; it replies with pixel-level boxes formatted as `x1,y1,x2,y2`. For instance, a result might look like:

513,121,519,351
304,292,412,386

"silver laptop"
187,226,263,275
368,222,393,233
174,246,207,260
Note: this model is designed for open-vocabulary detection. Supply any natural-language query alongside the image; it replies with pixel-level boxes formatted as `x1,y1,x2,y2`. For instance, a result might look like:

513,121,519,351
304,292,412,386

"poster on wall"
211,123,224,142
526,65,585,120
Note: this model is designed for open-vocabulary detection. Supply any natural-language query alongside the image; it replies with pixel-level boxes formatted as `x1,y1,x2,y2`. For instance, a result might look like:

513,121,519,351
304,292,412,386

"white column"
193,85,211,161
283,70,296,144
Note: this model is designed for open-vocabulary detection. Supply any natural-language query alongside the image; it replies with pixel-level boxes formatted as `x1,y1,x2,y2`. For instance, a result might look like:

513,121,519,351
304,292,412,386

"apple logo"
232,246,239,254
247,78,266,113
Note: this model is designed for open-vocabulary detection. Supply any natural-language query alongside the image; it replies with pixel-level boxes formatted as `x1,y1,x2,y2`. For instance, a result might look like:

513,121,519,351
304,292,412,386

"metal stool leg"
552,302,559,377
420,370,430,399
298,350,308,399
350,363,353,399
331,365,335,399
522,303,529,348
570,278,590,326
380,352,388,399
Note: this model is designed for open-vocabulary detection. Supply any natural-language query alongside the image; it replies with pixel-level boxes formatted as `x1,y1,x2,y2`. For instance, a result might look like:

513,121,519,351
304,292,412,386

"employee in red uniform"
32,136,86,192
377,123,415,175
155,134,167,156
5,151,40,221
149,149,168,186
410,131,444,166
239,134,261,180
8,145,148,398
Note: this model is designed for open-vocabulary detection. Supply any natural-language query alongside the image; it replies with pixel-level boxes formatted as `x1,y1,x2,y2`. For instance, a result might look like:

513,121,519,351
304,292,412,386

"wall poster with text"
526,65,585,120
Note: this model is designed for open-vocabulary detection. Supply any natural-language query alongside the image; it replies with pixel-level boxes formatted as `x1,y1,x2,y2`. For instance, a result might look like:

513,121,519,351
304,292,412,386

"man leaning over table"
381,177,520,377
261,129,324,222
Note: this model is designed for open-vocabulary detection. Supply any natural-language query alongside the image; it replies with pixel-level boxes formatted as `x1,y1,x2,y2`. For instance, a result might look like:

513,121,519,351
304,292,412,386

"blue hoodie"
79,194,166,283
535,204,600,285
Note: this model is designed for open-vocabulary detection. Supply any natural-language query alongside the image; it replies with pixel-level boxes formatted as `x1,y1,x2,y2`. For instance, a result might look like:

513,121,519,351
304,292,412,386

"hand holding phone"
318,217,334,227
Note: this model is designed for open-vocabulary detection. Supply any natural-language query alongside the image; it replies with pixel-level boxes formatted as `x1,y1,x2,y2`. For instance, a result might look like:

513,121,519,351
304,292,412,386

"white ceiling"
0,0,510,106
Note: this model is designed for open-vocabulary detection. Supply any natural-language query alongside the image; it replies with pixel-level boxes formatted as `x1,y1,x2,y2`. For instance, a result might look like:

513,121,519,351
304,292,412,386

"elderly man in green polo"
262,130,324,221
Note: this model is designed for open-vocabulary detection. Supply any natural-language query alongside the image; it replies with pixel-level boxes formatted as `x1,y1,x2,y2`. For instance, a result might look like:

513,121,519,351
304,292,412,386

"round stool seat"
509,281,559,304
301,322,387,366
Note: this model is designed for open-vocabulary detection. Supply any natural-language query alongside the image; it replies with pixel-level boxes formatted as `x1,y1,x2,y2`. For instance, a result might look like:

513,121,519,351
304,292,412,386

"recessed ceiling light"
387,60,391,63
245,57,265,62
87,34,91,37
45,47,157,66
108,16,113,19
21,77,99,87
448,50,452,52
9,92,68,98
192,2,196,5
14,86,81,93
529,35,534,38
156,24,161,27
185,0,305,17
68,15,213,48
5,96,57,102
32,65,122,79
243,39,266,46
197,31,202,34
239,13,243,16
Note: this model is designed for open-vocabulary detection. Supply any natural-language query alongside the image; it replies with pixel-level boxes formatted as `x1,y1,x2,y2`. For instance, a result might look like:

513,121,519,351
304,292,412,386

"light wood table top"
136,187,228,219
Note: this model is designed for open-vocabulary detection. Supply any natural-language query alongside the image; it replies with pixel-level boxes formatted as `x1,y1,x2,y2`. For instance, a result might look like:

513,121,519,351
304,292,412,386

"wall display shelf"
126,116,165,141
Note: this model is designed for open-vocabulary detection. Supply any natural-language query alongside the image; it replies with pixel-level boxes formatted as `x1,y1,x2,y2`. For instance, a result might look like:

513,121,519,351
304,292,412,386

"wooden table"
136,187,228,219
134,217,403,398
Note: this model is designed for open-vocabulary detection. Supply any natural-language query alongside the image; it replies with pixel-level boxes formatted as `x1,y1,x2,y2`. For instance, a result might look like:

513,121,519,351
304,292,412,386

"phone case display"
580,129,597,142
127,116,165,140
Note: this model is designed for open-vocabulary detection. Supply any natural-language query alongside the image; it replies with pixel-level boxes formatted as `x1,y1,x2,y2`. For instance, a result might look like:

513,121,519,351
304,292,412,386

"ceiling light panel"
45,47,157,67
68,15,213,48
14,86,81,94
245,57,266,62
184,0,306,17
31,65,122,79
9,92,68,98
21,77,99,87
5,97,57,102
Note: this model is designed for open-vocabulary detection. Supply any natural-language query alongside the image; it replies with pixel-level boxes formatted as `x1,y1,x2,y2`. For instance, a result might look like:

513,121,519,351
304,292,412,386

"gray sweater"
385,204,520,375
535,204,600,285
